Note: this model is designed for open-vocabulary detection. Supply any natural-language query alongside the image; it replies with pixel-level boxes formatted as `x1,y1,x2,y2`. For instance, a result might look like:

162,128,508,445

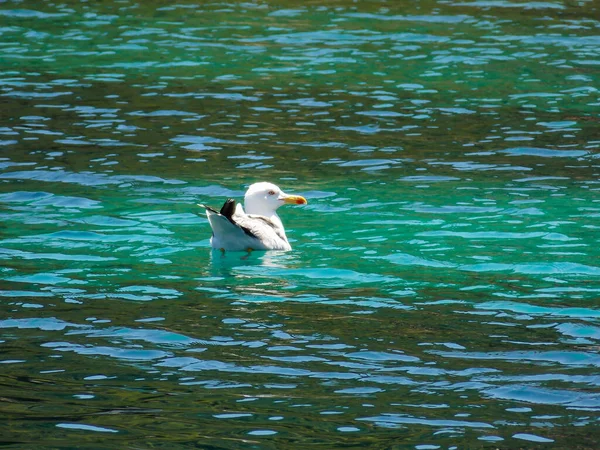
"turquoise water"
1,0,600,447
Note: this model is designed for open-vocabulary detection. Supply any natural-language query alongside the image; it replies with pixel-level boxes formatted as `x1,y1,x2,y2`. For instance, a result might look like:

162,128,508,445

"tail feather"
198,201,265,250
198,203,219,214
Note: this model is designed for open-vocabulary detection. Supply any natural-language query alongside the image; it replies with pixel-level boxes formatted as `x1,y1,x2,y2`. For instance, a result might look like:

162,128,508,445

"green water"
1,0,600,447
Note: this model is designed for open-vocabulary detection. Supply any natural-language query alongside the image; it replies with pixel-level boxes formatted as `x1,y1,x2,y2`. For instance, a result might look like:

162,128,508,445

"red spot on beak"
283,195,307,205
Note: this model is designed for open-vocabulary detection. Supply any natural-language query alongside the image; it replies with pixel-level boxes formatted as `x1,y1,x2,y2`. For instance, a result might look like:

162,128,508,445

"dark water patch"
1,0,599,447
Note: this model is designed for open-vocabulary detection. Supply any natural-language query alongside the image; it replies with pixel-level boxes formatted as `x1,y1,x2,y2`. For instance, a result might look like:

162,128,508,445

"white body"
207,203,291,251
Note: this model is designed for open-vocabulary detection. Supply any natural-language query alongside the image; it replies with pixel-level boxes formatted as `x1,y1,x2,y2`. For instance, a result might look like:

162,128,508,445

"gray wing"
233,213,289,249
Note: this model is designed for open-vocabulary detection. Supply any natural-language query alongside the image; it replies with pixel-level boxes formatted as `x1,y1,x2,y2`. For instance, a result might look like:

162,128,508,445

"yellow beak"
281,194,307,205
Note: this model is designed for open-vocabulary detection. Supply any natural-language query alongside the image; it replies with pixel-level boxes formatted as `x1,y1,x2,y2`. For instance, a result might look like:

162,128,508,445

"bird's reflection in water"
206,250,299,302
208,248,297,278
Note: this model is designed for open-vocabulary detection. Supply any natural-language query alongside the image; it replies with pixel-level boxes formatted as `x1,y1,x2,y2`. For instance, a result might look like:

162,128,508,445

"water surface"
1,0,599,448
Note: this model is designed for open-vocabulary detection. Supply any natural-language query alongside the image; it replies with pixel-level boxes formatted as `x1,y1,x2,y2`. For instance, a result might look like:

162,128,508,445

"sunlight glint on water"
1,0,599,447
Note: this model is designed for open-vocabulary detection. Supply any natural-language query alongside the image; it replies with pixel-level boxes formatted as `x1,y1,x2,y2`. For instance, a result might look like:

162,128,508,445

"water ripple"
1,0,599,447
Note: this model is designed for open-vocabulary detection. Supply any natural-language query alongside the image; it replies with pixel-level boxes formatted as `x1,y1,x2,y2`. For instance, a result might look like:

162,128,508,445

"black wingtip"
220,199,236,220
218,198,254,237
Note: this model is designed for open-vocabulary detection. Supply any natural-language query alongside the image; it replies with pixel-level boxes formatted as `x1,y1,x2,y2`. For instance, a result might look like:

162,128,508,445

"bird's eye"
268,190,276,196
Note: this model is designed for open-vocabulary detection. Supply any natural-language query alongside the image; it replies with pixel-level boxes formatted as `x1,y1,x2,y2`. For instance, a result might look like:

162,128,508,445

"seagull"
199,182,307,252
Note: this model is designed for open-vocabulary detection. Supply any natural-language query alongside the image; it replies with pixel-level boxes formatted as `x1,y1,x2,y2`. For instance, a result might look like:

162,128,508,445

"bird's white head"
244,182,307,217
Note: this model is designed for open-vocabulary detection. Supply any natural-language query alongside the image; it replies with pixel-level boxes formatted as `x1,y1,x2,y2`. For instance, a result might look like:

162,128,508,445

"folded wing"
199,199,291,251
